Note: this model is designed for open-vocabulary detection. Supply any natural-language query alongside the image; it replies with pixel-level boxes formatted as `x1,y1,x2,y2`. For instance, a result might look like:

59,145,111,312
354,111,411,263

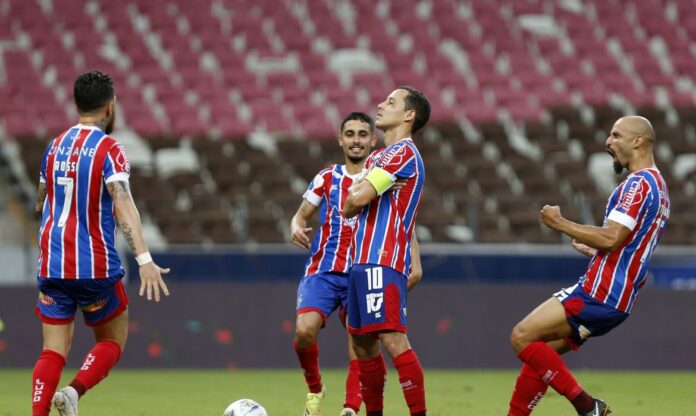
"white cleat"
339,408,357,416
303,385,326,416
52,386,79,416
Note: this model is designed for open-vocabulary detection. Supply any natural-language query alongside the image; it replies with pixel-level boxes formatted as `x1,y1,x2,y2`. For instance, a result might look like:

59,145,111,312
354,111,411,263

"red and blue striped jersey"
350,138,424,276
37,125,131,279
302,164,358,277
581,168,670,313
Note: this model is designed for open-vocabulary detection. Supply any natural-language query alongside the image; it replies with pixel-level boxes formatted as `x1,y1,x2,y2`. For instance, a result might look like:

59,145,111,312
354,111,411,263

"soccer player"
293,112,424,416
507,116,669,416
290,112,377,416
30,71,170,416
343,87,430,416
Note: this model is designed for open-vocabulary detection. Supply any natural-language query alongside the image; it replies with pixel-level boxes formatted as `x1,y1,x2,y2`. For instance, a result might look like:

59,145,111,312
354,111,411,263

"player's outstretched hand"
291,226,313,250
540,205,562,230
138,262,171,302
571,238,597,258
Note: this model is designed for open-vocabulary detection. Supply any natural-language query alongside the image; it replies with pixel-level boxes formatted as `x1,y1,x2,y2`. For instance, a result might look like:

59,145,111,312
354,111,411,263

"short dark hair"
398,86,430,135
73,71,114,113
340,111,374,133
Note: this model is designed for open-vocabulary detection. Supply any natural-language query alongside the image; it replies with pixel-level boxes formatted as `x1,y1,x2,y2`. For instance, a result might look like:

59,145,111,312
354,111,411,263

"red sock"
393,349,426,415
508,364,548,415
294,340,322,393
32,349,65,416
70,341,121,397
358,355,386,413
344,359,362,412
518,341,592,413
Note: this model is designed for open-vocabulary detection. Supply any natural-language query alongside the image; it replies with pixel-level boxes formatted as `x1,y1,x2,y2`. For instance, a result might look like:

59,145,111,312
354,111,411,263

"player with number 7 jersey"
38,125,129,279
31,71,169,416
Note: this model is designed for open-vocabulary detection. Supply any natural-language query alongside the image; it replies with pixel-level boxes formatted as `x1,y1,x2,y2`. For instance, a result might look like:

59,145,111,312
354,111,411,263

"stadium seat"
3,0,694,245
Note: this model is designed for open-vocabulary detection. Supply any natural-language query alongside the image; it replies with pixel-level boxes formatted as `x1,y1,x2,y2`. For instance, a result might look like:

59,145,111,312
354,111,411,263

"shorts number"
365,267,384,315
366,267,383,290
56,177,74,227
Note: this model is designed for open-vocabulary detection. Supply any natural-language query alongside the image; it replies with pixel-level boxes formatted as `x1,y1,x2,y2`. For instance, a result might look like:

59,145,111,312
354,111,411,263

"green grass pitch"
2,369,695,415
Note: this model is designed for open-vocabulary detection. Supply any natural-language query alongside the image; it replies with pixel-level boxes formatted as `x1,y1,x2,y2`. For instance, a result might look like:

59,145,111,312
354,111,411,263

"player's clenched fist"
539,205,563,229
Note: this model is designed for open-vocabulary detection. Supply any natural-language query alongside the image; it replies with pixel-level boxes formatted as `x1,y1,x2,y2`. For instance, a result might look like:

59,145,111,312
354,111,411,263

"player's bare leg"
93,308,129,349
341,335,361,416
295,311,325,416
510,297,573,353
508,298,601,415
32,322,73,416
295,311,323,349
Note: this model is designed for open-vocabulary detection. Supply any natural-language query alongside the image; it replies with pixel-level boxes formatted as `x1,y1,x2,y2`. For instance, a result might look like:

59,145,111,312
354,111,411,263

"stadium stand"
1,0,695,245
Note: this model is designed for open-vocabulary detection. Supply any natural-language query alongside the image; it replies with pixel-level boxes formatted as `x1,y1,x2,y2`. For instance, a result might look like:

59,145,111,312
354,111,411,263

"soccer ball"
223,399,268,416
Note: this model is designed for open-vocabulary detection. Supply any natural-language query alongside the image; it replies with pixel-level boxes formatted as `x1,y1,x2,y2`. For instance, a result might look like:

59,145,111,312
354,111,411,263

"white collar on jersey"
73,123,104,131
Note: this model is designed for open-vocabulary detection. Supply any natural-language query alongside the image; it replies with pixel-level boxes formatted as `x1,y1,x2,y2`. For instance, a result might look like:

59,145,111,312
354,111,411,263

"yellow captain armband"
365,167,396,195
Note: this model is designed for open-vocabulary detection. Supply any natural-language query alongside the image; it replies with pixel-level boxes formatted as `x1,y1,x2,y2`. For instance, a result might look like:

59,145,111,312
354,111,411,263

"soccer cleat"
303,385,326,416
52,386,79,416
579,398,611,416
339,408,357,416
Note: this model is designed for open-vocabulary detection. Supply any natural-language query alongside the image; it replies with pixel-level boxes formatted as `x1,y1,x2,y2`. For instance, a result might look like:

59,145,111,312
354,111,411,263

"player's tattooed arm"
107,181,138,252
35,182,47,216
107,180,144,251
106,180,132,201
108,179,171,301
119,218,137,253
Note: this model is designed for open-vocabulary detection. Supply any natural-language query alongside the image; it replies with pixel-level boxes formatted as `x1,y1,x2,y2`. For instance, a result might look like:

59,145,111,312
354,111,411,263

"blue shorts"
347,264,407,335
296,271,349,326
554,284,628,350
35,276,129,327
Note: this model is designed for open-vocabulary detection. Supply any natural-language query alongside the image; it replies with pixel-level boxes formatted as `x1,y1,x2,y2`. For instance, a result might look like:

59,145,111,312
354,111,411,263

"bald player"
506,116,670,416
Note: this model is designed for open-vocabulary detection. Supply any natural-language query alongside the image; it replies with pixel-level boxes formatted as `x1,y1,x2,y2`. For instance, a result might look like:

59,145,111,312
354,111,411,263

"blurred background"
0,0,695,370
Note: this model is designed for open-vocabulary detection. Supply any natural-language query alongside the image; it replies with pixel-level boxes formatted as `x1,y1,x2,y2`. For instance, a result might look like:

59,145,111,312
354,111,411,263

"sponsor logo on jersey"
578,324,592,340
378,144,407,168
619,180,644,211
81,298,107,313
39,293,54,305
115,144,130,172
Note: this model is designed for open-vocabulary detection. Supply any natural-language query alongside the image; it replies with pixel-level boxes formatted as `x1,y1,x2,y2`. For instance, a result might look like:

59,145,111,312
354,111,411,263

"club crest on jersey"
619,180,644,211
342,215,358,227
81,298,108,313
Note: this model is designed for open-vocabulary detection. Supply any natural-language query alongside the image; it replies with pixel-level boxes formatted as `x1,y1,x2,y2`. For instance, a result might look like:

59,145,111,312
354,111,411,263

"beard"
613,159,625,174
105,113,115,134
347,155,365,164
